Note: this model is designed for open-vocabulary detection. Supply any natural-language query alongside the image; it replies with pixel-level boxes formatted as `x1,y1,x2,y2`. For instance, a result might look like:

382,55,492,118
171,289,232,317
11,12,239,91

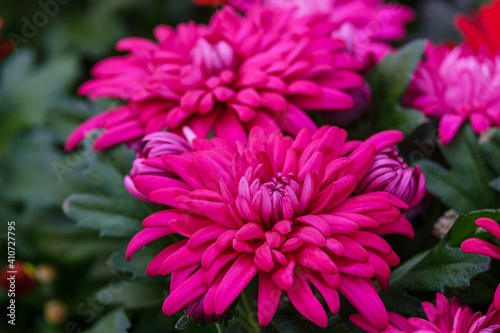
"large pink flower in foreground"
126,126,415,329
66,6,364,150
231,0,414,67
461,217,500,310
405,43,500,145
351,293,500,333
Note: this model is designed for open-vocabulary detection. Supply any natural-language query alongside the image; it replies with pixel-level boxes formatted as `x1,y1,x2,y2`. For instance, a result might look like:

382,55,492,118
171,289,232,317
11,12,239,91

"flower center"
260,174,301,225
190,38,235,75
262,176,289,197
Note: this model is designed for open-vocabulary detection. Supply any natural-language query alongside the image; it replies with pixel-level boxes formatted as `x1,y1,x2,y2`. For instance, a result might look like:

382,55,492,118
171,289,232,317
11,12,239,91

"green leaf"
83,308,131,333
448,209,500,247
63,142,161,237
108,239,180,277
417,125,498,212
0,49,79,149
480,128,500,174
0,129,91,208
95,279,166,310
381,234,491,315
368,39,426,135
63,193,144,237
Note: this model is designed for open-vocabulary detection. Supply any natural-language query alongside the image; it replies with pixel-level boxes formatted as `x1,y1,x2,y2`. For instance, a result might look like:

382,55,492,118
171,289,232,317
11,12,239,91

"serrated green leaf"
448,209,500,247
64,193,144,237
378,106,423,136
417,125,498,212
368,39,426,135
480,128,500,174
95,279,166,310
490,178,500,193
62,141,161,237
0,129,90,208
83,308,131,333
381,234,491,315
0,49,78,149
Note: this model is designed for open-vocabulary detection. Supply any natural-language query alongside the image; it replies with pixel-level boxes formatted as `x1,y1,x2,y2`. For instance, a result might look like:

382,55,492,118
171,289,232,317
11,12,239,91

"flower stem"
215,322,227,333
239,290,260,333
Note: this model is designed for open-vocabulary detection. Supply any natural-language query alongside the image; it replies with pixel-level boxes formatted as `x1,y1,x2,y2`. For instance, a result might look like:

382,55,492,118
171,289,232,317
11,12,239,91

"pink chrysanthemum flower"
126,126,415,329
358,146,426,209
405,43,500,145
231,0,415,67
65,6,364,151
461,217,500,310
124,128,196,202
350,293,500,333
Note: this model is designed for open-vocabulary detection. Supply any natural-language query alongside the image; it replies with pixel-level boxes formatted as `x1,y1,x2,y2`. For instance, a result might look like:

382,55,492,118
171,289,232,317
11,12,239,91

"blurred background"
0,0,491,332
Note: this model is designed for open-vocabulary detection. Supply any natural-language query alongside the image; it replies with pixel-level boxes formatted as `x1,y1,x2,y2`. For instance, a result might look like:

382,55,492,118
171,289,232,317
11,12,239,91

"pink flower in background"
461,217,500,309
66,6,364,151
405,43,500,145
231,0,415,68
0,18,13,61
350,293,500,333
126,126,414,329
358,146,426,209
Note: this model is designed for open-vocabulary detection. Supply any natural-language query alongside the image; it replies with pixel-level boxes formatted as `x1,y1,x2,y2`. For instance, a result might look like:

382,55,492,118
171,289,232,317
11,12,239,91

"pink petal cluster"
231,0,415,67
351,293,500,333
66,6,365,151
461,217,500,310
405,43,500,145
358,146,426,209
126,126,415,329
124,129,196,202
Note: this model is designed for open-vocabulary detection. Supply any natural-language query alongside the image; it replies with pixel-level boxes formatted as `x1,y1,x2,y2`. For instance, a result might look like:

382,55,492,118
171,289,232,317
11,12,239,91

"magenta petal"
146,240,187,276
287,271,328,327
170,264,198,293
159,244,207,274
338,275,388,330
126,227,175,260
476,218,500,239
279,104,318,136
133,175,192,196
214,253,258,314
438,113,466,145
187,225,228,250
163,269,208,315
461,238,500,259
94,121,144,150
295,244,337,274
495,284,500,310
214,109,248,144
258,271,281,326
290,87,354,110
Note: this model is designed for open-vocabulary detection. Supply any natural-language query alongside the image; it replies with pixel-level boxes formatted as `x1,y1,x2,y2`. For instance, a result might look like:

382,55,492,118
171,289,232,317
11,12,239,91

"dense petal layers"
126,126,416,328
351,293,500,333
405,43,500,145
358,146,426,209
231,0,414,68
66,6,365,150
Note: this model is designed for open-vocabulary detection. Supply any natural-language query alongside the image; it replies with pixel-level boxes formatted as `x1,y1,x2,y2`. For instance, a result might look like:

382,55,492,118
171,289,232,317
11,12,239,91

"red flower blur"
455,0,500,54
